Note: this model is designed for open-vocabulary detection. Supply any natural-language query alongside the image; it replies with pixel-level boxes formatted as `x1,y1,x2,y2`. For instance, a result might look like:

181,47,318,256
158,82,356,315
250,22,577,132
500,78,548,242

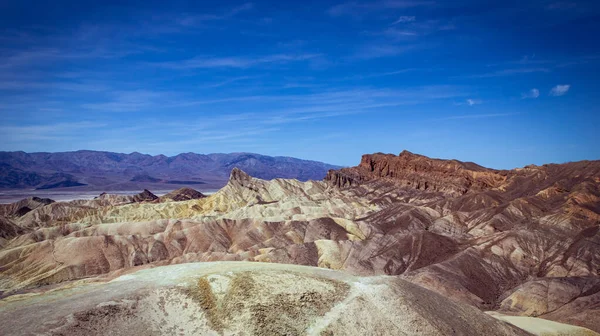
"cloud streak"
200,76,257,88
176,3,254,26
328,1,435,17
464,67,551,78
351,44,414,60
0,79,109,93
0,121,107,142
455,98,482,106
81,90,174,112
549,84,570,96
522,88,540,99
392,16,416,24
0,47,137,70
435,112,516,121
545,2,577,10
154,53,320,69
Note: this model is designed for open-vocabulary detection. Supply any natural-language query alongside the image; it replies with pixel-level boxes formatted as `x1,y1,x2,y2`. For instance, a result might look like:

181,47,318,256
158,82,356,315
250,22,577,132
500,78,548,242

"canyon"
1,150,599,335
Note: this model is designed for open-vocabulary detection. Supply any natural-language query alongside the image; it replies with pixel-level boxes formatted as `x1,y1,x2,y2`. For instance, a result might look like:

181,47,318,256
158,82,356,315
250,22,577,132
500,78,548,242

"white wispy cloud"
545,2,577,10
81,85,468,115
464,67,551,78
549,84,570,96
176,86,467,110
512,55,553,65
3,85,469,152
200,76,257,88
382,28,419,38
466,99,482,106
0,80,109,92
154,53,320,69
342,68,420,80
0,44,145,70
374,19,456,40
351,44,414,60
436,113,516,121
492,54,600,69
521,88,540,99
328,1,434,17
176,2,254,26
369,68,420,76
0,121,106,142
392,16,416,24
81,90,173,112
282,82,323,89
253,86,468,125
453,98,483,106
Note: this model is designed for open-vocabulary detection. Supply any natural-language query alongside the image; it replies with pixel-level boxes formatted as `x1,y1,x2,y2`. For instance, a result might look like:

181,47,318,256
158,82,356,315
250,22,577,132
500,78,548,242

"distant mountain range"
0,150,342,190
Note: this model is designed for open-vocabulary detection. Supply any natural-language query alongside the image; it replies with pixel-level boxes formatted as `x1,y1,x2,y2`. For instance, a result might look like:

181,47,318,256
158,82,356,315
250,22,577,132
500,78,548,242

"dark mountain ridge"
0,150,341,190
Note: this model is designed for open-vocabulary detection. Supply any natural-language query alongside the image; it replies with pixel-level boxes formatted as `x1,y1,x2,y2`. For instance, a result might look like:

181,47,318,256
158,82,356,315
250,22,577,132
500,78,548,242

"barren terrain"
1,151,599,335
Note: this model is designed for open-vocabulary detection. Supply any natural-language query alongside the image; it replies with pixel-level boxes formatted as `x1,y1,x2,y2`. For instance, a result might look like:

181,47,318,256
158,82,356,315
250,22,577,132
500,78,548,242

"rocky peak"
325,169,363,189
229,167,252,186
30,197,54,205
96,190,157,203
0,196,55,218
398,150,423,159
134,189,158,202
159,187,206,202
0,215,24,239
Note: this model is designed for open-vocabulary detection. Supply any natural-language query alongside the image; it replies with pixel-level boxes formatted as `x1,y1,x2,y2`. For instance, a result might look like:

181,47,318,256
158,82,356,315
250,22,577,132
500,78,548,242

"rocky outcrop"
0,196,54,218
325,168,364,188
326,150,508,195
0,190,159,229
228,167,253,187
327,151,600,201
0,216,24,242
158,187,206,202
131,189,158,202
96,189,158,203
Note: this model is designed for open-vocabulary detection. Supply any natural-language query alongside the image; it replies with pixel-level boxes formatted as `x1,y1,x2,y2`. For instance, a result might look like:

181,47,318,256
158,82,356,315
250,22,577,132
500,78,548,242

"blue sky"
0,0,599,168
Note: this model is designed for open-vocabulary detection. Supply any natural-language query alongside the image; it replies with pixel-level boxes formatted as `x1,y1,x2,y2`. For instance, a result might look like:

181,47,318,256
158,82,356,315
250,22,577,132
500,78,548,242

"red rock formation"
327,150,509,195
